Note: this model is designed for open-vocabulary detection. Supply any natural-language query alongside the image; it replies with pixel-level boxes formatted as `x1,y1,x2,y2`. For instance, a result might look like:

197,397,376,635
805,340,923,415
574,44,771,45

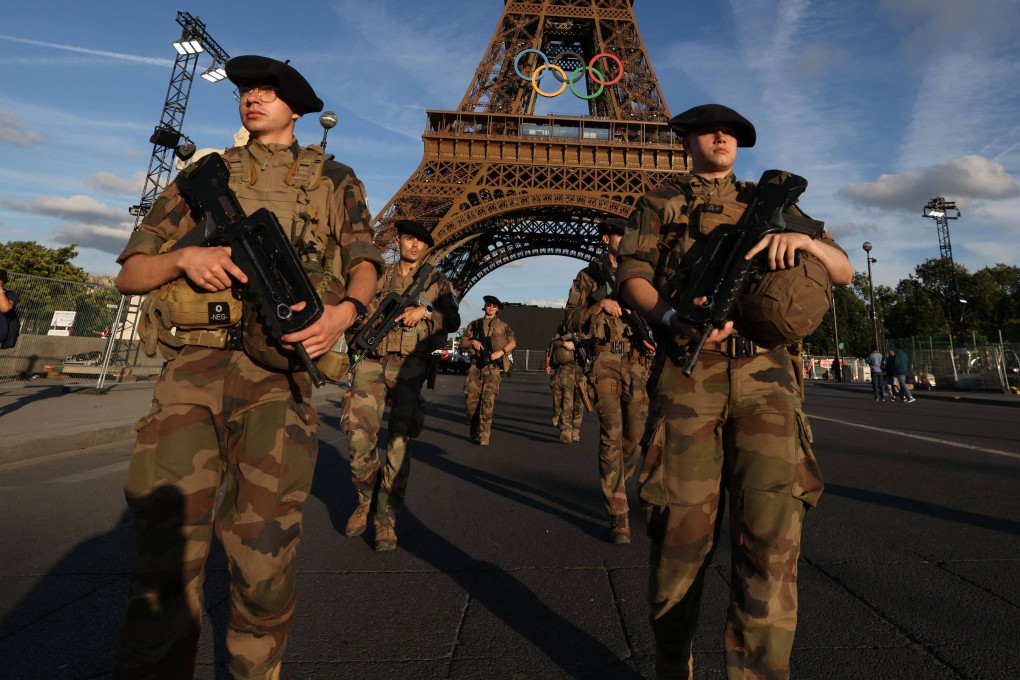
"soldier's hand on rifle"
668,296,735,343
598,298,623,317
562,340,576,350
395,305,428,327
489,348,507,362
744,232,813,271
280,302,345,359
179,245,248,292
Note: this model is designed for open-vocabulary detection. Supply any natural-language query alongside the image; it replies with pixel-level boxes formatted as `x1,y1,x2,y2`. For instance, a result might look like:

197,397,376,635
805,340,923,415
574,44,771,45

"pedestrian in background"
0,270,20,350
892,343,917,403
865,344,885,401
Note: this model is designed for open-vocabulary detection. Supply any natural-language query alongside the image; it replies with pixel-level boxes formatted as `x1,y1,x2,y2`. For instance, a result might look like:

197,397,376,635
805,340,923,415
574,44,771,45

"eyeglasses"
233,85,279,103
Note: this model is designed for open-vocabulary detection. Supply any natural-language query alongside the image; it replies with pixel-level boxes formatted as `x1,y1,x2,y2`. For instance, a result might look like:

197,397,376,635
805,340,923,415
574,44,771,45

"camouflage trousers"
551,363,583,436
639,348,823,680
592,349,650,516
341,353,428,517
463,363,502,440
113,347,317,680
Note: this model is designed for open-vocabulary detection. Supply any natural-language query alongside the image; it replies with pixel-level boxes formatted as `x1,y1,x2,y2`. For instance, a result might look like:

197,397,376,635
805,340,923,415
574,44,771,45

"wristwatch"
341,296,368,325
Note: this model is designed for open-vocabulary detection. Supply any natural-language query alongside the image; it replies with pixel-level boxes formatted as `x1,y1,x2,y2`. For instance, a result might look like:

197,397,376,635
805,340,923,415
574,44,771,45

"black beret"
225,55,323,114
394,219,435,247
597,218,627,236
482,295,503,309
669,103,756,147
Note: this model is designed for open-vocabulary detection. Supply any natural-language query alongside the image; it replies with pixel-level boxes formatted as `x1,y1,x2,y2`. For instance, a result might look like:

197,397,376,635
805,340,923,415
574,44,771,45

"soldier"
565,218,655,543
461,295,516,445
546,324,583,444
0,269,20,350
112,55,383,679
342,219,460,551
617,103,853,679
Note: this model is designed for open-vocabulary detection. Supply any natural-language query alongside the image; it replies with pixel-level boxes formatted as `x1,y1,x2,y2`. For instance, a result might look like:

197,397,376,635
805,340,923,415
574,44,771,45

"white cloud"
52,222,134,256
0,34,172,67
87,171,146,195
0,109,44,147
1,194,125,224
838,155,1020,212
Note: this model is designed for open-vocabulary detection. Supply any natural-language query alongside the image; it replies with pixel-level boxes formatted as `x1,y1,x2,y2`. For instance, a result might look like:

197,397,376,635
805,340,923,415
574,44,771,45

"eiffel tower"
372,0,686,294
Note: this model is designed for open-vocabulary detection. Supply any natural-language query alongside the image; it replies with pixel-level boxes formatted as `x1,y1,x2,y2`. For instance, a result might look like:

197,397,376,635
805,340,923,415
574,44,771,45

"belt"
678,336,773,358
176,324,243,350
595,340,631,354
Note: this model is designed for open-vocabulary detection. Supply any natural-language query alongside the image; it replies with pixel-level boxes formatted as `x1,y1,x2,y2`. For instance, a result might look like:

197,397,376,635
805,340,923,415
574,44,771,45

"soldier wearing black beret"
113,53,381,678
341,217,458,551
564,213,654,543
394,219,435,248
616,103,853,677
461,294,516,445
225,54,324,114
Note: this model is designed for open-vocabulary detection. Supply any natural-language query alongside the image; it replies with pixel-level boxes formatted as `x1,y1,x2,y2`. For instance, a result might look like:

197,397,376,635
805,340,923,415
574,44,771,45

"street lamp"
862,242,880,349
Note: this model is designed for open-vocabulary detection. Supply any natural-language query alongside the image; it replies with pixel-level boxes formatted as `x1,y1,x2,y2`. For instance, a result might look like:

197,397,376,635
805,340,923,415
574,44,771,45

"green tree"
0,241,88,282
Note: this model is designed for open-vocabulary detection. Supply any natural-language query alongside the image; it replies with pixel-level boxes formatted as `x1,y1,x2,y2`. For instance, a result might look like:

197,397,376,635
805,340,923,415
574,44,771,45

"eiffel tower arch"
372,0,687,295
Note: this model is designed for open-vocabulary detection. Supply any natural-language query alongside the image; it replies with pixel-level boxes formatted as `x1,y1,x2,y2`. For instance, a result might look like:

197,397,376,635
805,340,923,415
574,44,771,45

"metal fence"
805,336,1020,393
0,272,123,385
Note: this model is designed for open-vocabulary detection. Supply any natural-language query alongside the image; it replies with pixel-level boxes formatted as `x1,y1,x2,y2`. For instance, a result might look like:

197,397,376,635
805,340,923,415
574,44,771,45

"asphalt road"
0,373,1017,679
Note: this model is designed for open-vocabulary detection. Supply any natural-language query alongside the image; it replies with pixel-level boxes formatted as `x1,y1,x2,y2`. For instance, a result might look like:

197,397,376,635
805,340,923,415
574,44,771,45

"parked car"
435,348,471,374
62,350,103,366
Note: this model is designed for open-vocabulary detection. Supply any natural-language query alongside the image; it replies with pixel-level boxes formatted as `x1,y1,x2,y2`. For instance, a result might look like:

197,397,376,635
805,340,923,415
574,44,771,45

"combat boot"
552,415,560,427
571,430,581,443
559,430,573,444
479,434,490,446
609,513,631,544
374,515,397,552
344,501,371,538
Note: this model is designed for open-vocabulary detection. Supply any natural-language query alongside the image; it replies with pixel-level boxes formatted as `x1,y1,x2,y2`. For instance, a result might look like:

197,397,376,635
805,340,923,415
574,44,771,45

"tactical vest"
582,261,629,344
651,175,832,348
376,263,440,357
140,143,347,375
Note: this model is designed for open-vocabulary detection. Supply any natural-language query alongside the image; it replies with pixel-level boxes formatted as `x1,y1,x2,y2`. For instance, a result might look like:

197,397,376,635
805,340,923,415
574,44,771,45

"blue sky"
2,0,1018,318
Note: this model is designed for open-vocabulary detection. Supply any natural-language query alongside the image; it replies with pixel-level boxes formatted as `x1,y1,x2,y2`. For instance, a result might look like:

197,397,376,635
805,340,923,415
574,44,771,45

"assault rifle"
348,263,435,371
173,154,328,387
670,169,825,377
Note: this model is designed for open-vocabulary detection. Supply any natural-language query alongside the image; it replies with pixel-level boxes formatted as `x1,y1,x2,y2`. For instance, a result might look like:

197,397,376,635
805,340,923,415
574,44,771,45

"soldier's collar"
245,137,301,166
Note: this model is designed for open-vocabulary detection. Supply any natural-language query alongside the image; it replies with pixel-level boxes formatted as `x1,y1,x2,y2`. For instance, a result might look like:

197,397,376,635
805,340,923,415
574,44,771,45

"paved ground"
0,372,1017,678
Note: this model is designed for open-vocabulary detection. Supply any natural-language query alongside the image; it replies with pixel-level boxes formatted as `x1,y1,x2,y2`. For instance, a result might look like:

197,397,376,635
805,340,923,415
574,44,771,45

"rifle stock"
670,170,824,376
173,154,328,387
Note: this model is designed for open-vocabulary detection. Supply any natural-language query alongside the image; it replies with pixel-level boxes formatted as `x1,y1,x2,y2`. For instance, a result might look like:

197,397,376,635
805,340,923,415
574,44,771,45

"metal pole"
863,242,879,349
831,293,844,382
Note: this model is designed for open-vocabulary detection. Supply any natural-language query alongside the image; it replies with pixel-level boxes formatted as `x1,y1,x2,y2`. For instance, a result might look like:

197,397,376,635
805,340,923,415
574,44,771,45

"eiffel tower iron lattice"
372,0,687,295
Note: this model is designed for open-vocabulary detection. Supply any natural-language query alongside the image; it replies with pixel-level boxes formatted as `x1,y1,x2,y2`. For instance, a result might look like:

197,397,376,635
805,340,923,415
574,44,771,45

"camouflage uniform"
341,262,459,519
462,316,514,443
113,139,382,679
566,256,651,526
617,173,833,679
548,332,582,442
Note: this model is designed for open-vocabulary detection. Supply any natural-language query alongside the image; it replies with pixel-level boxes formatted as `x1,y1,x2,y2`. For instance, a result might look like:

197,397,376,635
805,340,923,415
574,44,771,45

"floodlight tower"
922,196,966,370
94,12,230,393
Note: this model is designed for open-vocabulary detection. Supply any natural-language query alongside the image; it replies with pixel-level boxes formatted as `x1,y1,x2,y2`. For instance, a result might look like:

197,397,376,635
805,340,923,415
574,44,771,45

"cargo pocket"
276,398,319,507
124,401,163,501
792,408,823,507
638,415,668,509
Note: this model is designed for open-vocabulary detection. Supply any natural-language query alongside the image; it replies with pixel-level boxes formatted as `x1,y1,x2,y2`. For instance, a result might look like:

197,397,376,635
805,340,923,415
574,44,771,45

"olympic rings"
514,49,624,99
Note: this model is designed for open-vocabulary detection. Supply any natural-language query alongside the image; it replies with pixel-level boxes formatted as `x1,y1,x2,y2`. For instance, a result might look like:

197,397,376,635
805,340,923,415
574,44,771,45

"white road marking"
808,414,1020,460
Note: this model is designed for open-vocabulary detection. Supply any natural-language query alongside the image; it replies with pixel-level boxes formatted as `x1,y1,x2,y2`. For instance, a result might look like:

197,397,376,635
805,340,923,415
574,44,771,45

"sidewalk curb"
0,383,349,465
